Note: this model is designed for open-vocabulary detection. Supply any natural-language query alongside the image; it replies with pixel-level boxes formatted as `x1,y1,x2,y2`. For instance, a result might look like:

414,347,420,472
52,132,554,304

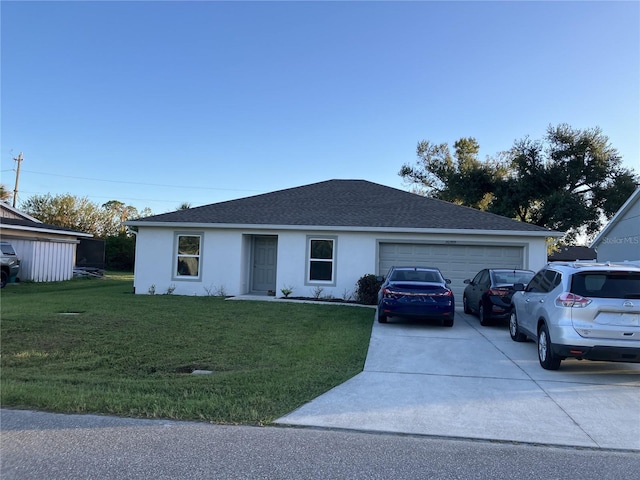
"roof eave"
0,224,94,237
124,221,560,237
0,202,43,223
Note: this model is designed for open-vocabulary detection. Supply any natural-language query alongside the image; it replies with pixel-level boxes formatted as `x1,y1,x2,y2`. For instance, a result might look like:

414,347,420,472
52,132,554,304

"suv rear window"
571,271,640,299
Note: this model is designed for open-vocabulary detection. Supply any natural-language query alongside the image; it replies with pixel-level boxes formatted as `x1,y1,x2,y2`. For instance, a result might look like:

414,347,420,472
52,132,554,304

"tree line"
13,196,152,237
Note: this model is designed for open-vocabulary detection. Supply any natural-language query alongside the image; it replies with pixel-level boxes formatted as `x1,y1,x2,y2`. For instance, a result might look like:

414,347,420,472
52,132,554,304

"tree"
20,194,152,238
105,234,136,271
0,184,11,202
399,137,500,210
102,200,144,235
399,124,638,242
20,194,107,236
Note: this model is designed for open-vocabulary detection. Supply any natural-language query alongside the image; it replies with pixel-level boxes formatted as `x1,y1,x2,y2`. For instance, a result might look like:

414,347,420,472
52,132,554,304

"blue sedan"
377,266,455,327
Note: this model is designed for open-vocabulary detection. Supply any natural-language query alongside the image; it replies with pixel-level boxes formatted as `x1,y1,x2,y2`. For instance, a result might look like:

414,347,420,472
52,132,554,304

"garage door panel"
502,249,523,263
465,246,487,257
379,243,524,303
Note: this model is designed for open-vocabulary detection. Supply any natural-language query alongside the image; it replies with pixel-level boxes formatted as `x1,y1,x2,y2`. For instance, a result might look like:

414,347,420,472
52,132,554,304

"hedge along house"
124,180,561,302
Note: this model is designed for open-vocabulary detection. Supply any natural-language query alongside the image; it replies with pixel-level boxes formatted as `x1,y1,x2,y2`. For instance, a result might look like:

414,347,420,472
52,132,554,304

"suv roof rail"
547,261,640,269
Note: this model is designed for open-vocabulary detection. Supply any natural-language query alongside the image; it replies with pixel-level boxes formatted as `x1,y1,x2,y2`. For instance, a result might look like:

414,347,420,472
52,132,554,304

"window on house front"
175,234,202,279
308,238,335,283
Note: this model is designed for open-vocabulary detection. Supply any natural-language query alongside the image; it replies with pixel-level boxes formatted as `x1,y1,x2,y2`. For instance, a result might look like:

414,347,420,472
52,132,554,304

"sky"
1,0,639,216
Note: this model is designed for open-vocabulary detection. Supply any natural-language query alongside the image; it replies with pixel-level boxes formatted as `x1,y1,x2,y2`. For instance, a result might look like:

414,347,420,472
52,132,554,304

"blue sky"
2,1,639,215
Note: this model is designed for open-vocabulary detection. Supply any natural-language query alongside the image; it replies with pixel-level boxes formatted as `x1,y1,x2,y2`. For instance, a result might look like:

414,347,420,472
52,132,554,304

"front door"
251,236,277,294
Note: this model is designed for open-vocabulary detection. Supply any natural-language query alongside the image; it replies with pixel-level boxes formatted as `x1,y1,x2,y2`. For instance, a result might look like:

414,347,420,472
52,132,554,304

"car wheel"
478,302,488,326
377,305,387,323
509,311,527,342
443,317,454,327
463,295,471,314
538,323,561,370
0,270,8,289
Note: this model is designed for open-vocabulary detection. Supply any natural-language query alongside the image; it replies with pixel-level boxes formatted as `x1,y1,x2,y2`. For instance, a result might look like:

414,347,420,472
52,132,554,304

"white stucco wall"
133,226,551,299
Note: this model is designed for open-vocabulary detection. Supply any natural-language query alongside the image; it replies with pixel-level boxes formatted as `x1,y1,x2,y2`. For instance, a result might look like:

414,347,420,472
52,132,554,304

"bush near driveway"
0,274,373,425
355,273,383,305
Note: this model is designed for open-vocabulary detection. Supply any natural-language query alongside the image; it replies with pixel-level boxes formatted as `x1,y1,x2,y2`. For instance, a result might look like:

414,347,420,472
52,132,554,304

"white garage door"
378,243,524,303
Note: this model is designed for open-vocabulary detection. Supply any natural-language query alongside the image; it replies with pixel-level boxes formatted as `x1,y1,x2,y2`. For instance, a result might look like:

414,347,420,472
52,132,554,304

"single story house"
124,179,561,302
0,202,93,282
590,186,640,264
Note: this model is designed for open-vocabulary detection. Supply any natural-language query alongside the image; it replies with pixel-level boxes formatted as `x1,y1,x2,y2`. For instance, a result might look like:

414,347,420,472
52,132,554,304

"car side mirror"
513,283,525,291
376,276,384,282
463,279,471,284
445,279,451,284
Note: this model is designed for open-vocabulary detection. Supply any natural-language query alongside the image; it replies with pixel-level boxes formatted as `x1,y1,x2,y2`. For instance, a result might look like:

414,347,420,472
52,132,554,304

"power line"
16,189,207,205
19,169,264,193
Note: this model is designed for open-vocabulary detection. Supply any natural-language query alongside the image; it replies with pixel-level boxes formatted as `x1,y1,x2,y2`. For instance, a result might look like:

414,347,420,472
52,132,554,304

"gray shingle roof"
130,179,554,233
0,216,91,236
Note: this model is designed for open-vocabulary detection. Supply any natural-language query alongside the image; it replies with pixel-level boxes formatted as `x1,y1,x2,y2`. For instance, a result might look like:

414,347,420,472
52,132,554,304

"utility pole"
13,152,23,207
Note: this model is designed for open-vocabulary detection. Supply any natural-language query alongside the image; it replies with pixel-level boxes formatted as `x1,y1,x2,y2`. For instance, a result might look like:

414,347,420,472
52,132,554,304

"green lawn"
0,274,373,425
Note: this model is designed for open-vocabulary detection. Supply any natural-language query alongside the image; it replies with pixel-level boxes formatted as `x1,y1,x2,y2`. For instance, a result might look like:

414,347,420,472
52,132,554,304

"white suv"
510,262,640,370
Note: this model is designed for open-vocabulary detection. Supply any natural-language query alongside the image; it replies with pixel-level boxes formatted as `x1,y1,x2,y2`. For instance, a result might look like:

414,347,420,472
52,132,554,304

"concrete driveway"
276,310,640,451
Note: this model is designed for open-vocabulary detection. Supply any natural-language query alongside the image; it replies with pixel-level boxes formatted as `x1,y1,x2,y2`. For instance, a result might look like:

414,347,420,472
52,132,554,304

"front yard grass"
0,275,373,425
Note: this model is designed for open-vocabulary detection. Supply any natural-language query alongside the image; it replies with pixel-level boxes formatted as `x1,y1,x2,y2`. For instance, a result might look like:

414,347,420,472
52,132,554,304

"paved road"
277,310,640,451
2,409,639,480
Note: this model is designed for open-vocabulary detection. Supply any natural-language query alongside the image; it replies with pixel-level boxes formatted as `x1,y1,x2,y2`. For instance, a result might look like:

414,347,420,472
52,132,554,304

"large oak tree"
399,124,638,241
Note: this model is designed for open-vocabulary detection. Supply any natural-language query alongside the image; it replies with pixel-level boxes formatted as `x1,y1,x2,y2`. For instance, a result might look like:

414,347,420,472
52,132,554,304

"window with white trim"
174,233,202,279
307,237,335,283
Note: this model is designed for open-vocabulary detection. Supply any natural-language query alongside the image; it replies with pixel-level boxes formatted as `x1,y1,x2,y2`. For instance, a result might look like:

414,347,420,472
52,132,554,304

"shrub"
105,234,135,271
355,274,383,305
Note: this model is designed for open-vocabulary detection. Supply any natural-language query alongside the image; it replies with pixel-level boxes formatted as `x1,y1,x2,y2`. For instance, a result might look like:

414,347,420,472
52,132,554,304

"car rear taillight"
555,292,592,308
426,289,453,297
488,288,510,296
382,287,397,299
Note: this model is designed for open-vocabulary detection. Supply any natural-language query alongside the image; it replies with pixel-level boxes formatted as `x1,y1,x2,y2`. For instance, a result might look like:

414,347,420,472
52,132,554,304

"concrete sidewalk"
276,310,640,451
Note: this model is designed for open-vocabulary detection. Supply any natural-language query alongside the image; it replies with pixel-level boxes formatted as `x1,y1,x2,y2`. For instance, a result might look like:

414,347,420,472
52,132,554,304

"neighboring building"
0,202,41,222
548,246,597,262
0,202,93,282
590,187,640,264
124,180,561,301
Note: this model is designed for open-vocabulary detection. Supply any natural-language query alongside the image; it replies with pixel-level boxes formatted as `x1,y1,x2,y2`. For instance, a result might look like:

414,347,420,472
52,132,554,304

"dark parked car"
1,241,20,288
510,262,640,370
377,266,455,326
463,269,534,325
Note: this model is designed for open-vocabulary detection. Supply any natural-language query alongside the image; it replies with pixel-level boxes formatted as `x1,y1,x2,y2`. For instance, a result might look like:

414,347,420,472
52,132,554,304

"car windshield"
1,244,16,255
391,269,442,283
492,270,534,285
570,271,640,299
